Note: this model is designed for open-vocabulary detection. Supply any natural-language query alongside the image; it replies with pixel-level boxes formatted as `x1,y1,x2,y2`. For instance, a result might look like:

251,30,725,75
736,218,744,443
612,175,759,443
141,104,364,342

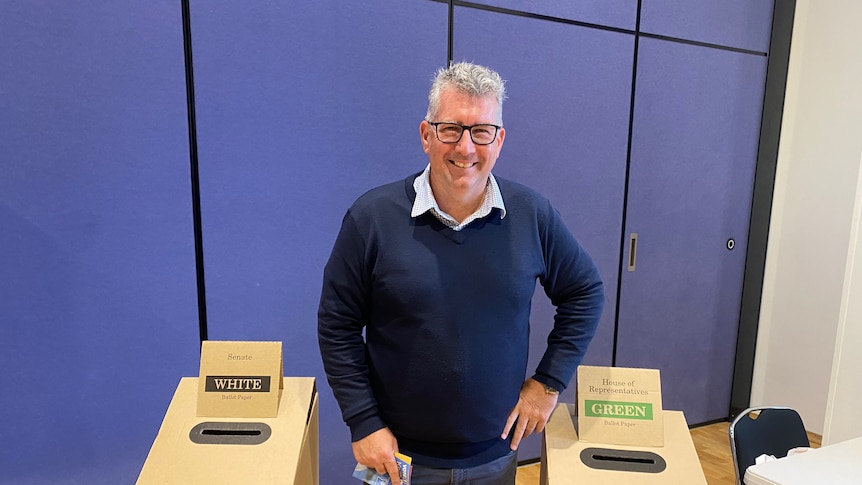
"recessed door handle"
628,233,638,272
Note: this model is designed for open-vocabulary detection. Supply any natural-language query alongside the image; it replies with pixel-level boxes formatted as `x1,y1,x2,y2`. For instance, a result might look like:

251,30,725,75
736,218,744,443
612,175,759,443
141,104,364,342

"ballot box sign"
204,376,271,392
586,401,654,420
196,341,283,418
577,365,664,447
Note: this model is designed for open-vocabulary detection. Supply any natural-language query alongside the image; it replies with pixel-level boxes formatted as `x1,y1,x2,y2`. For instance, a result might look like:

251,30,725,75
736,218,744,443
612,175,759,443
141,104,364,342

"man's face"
420,88,505,200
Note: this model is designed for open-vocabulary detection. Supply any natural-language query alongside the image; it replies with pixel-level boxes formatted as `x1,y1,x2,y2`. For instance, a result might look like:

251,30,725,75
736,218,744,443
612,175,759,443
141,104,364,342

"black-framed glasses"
428,121,502,145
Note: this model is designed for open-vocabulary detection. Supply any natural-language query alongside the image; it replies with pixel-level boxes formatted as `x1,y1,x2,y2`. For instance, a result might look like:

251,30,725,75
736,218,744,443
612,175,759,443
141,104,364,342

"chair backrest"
728,406,810,485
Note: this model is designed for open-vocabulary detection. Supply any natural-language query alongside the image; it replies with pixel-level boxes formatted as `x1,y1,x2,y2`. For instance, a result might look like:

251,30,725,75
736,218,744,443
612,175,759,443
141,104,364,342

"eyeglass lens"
435,123,498,145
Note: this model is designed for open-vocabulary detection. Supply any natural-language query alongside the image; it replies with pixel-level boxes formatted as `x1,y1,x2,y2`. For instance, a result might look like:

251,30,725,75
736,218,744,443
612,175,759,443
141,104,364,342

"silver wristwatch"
543,384,560,395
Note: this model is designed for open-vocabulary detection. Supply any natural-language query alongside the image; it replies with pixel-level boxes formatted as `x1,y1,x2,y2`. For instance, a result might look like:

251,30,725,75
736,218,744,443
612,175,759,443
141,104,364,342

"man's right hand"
352,427,401,480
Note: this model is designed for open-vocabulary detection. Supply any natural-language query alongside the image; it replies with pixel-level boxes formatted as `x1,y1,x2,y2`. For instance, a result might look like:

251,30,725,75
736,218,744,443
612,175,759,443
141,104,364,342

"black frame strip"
612,0,643,366
730,0,797,417
435,0,634,36
640,32,767,57
181,0,208,344
447,0,454,65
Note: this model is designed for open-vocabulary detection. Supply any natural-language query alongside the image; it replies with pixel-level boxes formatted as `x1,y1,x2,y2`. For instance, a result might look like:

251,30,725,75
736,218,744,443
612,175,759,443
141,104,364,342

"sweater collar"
410,164,506,230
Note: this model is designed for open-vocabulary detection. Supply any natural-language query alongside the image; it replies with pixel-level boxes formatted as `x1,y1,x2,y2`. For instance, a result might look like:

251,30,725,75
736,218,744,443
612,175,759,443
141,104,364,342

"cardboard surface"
137,377,318,484
542,403,706,485
197,340,284,418
577,365,664,446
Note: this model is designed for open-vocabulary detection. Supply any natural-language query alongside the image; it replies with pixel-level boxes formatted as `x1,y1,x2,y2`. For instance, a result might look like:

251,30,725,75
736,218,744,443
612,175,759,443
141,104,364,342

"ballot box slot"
201,429,261,436
594,454,654,464
189,422,272,445
579,447,667,473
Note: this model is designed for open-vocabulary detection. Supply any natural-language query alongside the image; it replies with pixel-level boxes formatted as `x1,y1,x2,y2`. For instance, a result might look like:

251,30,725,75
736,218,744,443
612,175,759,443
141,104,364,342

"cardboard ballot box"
137,377,318,484
540,404,706,485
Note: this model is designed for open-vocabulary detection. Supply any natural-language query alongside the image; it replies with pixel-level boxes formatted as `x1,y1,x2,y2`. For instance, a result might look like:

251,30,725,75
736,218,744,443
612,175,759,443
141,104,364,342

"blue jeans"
408,451,518,485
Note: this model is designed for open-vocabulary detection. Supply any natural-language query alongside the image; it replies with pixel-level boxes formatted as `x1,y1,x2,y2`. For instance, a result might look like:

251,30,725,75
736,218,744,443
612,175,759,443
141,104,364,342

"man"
318,62,604,484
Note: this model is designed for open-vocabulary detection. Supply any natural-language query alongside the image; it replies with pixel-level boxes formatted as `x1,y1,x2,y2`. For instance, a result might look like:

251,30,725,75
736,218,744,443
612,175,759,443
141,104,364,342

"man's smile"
450,160,477,169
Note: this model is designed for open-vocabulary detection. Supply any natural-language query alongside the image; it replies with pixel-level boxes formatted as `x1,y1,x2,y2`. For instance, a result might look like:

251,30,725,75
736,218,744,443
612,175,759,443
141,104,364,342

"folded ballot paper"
353,452,413,485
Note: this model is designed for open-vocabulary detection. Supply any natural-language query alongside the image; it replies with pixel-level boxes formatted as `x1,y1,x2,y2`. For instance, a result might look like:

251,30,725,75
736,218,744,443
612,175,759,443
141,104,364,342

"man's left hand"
501,378,559,450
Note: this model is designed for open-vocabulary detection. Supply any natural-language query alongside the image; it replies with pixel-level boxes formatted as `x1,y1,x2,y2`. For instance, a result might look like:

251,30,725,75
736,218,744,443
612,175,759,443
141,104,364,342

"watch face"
544,385,559,395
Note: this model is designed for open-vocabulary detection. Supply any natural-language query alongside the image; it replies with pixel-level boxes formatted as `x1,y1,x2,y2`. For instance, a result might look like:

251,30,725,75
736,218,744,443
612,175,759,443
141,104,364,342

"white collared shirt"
411,164,507,231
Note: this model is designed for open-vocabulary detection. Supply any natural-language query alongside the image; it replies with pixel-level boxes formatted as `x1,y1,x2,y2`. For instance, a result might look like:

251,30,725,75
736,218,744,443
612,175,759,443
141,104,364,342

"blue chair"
728,406,810,485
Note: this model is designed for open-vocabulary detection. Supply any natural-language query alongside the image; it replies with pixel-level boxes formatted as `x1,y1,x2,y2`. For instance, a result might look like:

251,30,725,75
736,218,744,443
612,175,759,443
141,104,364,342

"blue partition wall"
189,1,447,482
0,2,200,484
617,37,768,424
615,3,773,425
641,0,774,52
0,0,779,482
466,0,637,30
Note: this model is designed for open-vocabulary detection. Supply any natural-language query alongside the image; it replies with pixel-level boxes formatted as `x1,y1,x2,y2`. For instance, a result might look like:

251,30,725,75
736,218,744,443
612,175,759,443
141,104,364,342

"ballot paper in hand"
353,452,412,485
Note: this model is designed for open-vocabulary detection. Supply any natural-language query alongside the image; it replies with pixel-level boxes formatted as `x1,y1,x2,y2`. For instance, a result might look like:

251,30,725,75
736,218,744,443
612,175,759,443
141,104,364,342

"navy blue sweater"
318,173,604,468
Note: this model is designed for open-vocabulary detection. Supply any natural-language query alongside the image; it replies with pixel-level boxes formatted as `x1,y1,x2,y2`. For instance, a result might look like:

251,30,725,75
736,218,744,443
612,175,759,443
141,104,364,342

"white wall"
752,0,862,438
824,154,862,444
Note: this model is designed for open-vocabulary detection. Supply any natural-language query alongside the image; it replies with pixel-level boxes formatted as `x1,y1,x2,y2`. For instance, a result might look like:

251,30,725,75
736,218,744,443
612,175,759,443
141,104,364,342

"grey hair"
425,62,507,125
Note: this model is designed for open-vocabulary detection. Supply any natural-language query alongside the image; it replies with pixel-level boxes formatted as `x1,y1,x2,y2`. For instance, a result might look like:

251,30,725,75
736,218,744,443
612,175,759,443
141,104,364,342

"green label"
585,400,653,420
